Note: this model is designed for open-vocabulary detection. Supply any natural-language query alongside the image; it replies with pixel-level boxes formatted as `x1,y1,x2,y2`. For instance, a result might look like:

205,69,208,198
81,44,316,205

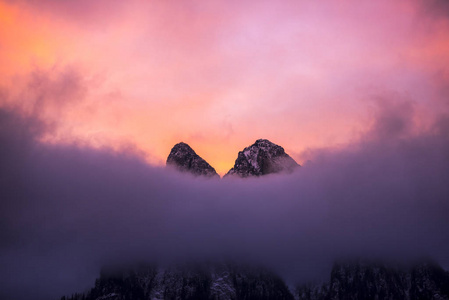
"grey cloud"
23,66,87,117
419,0,449,19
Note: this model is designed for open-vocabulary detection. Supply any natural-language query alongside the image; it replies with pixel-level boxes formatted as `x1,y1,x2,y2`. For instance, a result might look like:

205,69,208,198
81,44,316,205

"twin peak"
166,139,299,178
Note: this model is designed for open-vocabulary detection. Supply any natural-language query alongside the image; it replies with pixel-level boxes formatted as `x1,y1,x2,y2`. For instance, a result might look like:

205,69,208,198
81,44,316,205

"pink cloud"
1,0,449,174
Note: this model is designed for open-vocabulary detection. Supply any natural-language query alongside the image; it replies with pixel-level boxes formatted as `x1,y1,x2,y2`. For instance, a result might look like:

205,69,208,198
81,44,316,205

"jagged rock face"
296,260,449,300
225,139,299,178
62,263,294,300
167,142,218,178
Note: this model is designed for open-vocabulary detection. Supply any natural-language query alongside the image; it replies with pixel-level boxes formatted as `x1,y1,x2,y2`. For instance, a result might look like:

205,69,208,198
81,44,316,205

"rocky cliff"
225,139,299,178
166,142,218,178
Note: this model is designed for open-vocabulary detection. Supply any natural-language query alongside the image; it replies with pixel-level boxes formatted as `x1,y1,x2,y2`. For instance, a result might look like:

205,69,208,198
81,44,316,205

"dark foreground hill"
61,262,293,300
62,260,449,300
296,260,449,300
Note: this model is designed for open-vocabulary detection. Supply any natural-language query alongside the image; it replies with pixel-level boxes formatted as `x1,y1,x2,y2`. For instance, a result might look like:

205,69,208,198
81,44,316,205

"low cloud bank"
0,104,448,300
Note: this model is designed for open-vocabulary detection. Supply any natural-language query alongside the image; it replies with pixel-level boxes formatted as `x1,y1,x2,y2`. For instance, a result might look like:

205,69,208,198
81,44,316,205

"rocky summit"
225,139,299,178
166,142,218,178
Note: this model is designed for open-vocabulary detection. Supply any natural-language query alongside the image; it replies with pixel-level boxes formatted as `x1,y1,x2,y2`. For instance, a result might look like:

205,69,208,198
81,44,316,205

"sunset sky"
1,0,449,174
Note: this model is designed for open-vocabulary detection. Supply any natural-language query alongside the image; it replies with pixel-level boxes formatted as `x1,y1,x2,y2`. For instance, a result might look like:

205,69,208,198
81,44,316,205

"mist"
0,104,449,300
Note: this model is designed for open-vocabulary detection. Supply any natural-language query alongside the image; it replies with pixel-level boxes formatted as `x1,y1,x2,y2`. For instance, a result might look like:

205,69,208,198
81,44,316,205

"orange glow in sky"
1,0,449,175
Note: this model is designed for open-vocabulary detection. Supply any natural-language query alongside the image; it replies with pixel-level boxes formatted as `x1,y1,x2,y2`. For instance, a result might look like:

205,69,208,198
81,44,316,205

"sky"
1,1,449,299
1,0,449,174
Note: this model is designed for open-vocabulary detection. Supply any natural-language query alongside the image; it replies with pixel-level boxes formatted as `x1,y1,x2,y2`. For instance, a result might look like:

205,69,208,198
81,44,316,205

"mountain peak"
169,142,195,155
166,142,218,178
225,139,299,178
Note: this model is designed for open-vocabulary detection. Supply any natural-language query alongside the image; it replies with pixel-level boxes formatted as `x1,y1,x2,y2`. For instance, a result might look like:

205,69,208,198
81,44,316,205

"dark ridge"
61,262,294,300
296,259,449,300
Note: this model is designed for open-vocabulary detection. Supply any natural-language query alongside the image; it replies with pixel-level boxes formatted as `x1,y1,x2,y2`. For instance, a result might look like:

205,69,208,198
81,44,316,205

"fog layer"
0,104,448,299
